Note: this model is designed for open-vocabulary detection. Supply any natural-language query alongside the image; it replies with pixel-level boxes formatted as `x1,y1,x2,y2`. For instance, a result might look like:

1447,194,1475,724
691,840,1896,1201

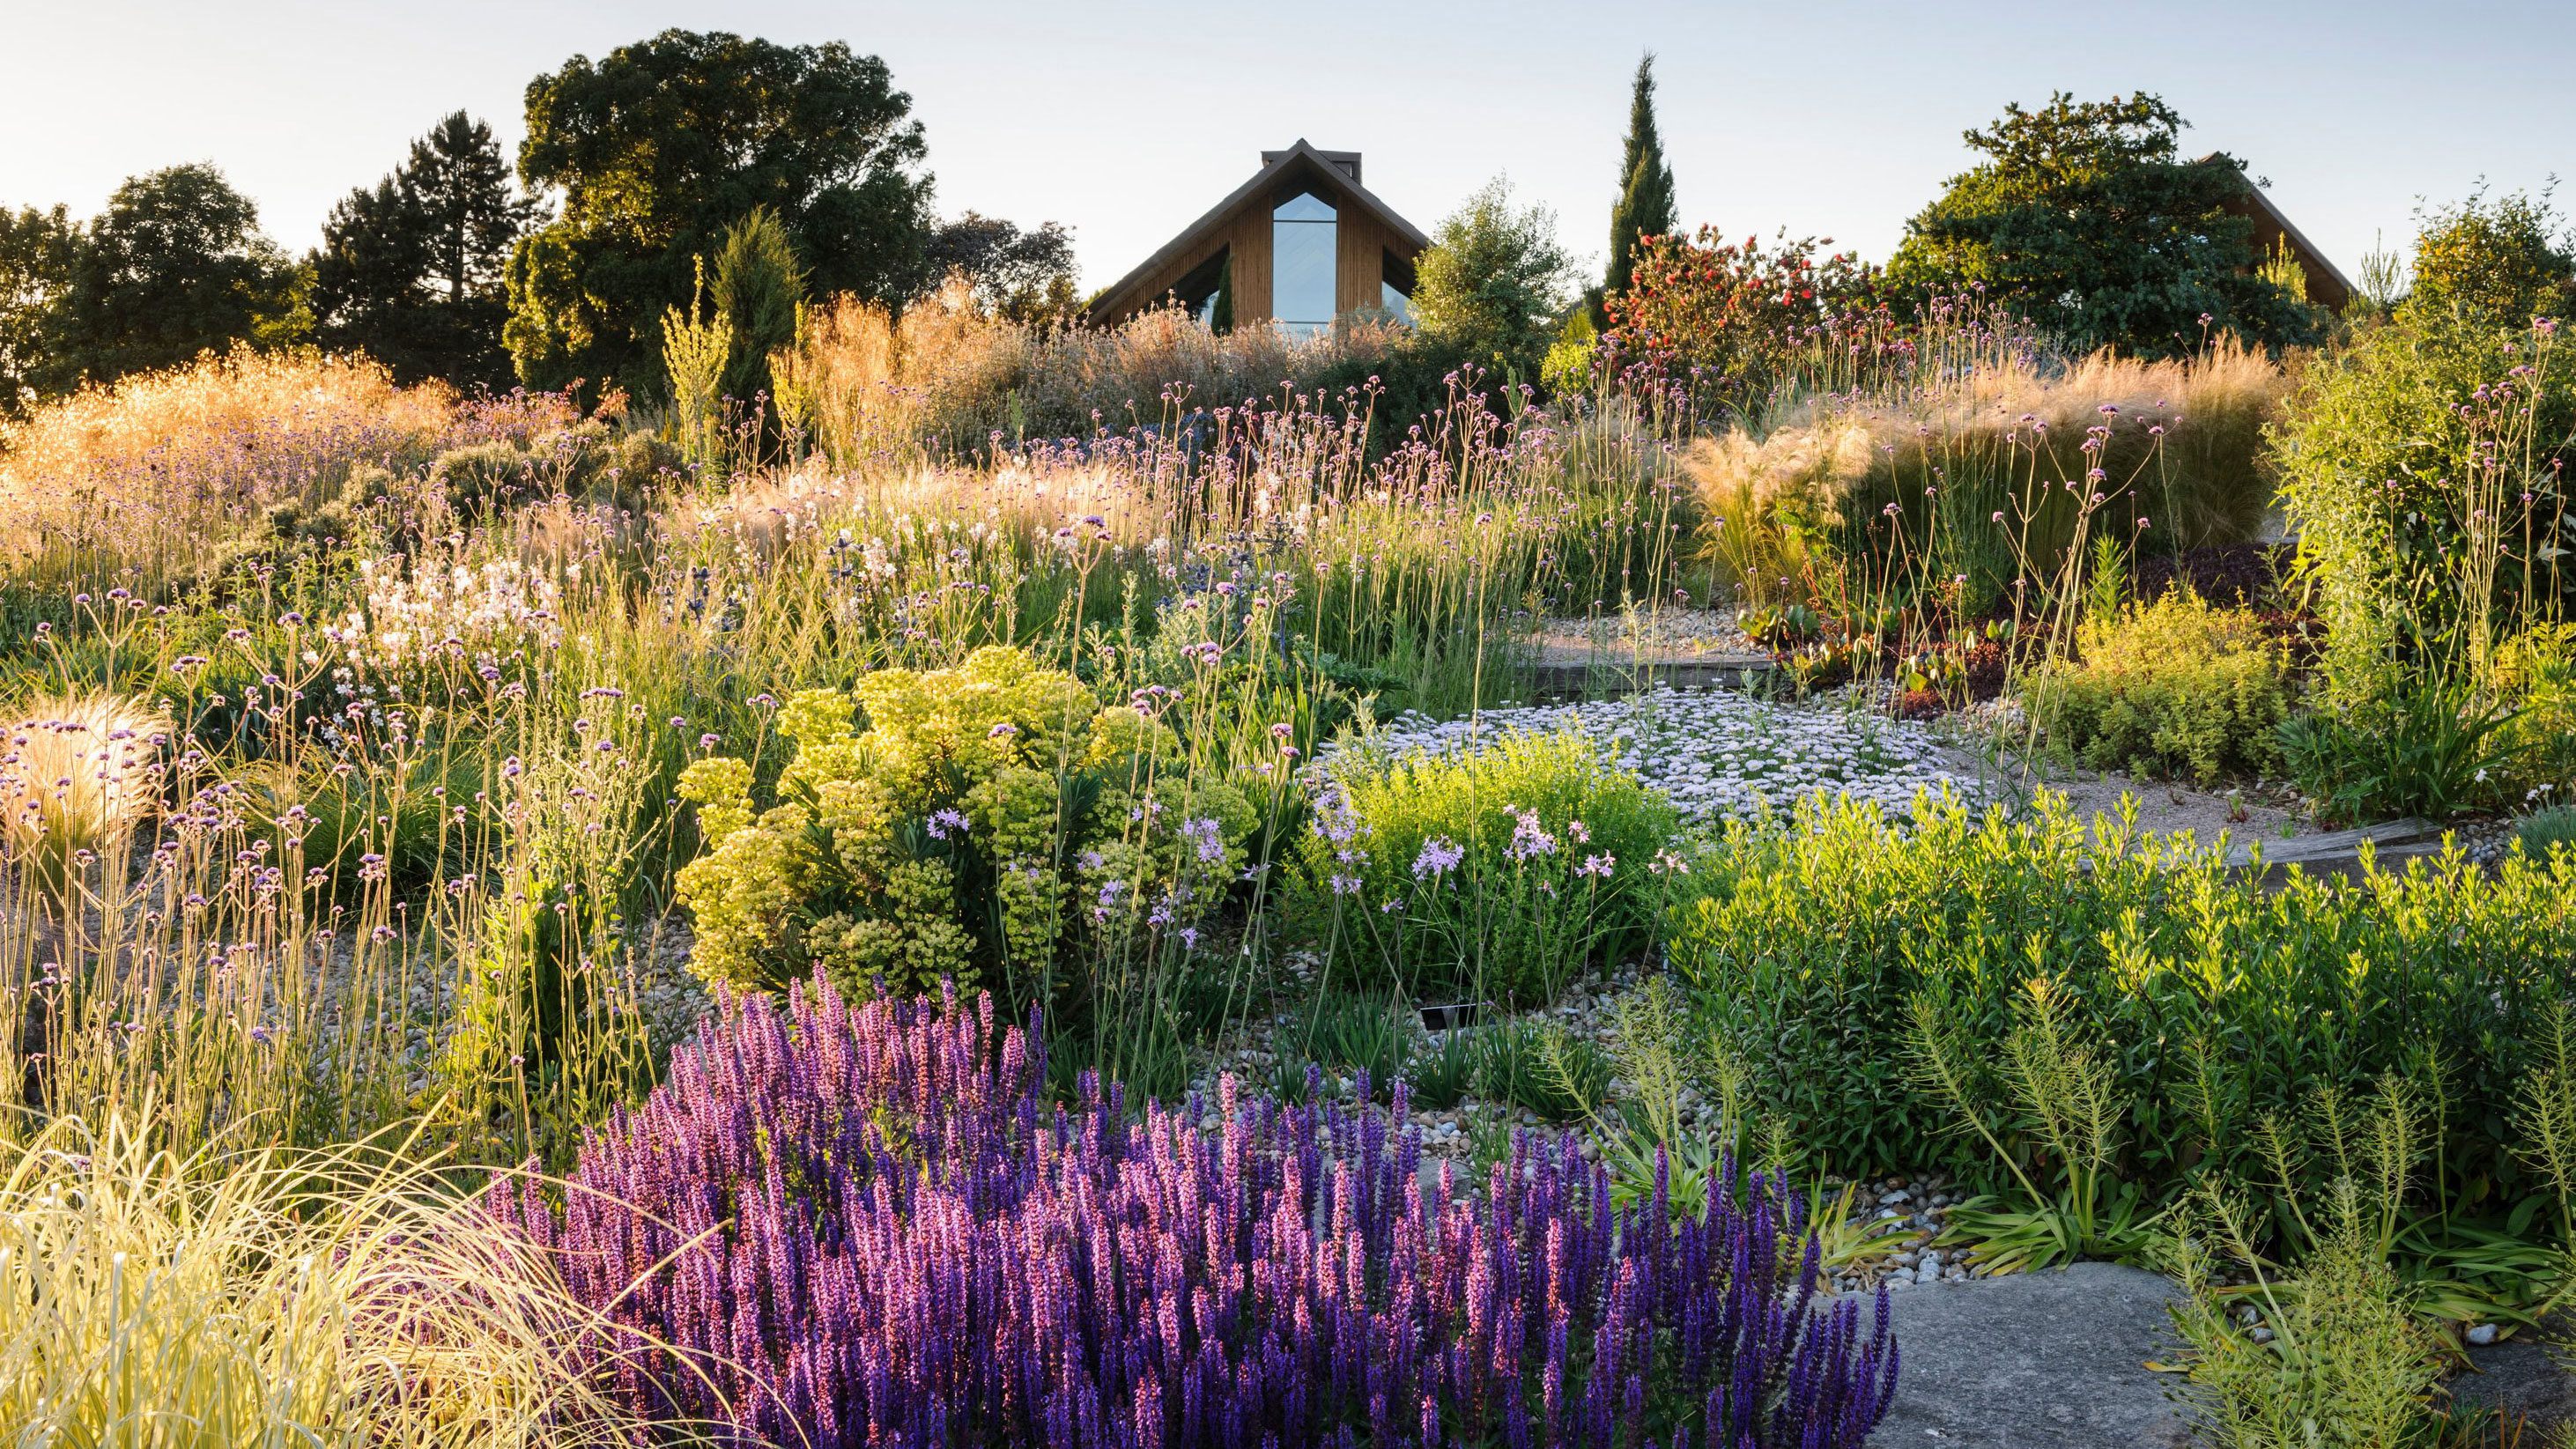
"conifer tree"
1604,52,1677,303
312,112,538,388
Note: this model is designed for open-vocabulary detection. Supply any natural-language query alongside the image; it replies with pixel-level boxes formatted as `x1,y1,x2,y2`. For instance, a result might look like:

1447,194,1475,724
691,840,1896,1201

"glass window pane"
1273,223,1336,337
1381,280,1414,324
1274,191,1336,223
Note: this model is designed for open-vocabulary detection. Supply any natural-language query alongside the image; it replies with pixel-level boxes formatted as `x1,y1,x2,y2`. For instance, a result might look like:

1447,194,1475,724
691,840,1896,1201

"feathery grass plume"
0,348,575,594
1686,327,2288,610
0,1113,690,1446
0,691,167,902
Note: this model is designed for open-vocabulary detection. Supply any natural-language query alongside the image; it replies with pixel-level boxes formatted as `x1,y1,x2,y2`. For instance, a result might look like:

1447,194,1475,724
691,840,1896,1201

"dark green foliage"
2276,676,2523,824
44,164,303,391
2403,189,2576,326
1307,327,1477,457
926,212,1079,323
1405,1027,1478,1111
312,112,540,390
505,29,934,396
1886,92,2321,358
428,419,674,516
710,206,806,409
1287,989,1413,1102
1604,51,1677,304
0,203,78,418
1672,793,2576,1216
1470,1018,1604,1125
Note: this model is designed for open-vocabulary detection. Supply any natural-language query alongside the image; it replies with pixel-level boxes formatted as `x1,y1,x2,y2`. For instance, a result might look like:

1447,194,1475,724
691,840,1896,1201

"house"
2203,157,2356,312
1083,140,1430,336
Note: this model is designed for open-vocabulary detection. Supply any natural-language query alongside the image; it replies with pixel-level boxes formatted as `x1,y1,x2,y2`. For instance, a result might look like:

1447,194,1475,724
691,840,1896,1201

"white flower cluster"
336,555,563,668
1330,684,1977,824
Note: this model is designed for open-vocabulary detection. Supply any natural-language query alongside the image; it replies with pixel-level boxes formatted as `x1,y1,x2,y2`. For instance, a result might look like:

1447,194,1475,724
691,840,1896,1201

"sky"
4,0,2572,293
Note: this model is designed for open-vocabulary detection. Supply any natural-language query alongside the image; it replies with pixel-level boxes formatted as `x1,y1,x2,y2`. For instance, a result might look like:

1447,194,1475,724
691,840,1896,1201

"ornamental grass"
496,979,1899,1448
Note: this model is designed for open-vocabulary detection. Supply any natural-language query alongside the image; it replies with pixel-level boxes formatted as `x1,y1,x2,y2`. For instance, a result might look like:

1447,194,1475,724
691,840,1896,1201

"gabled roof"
2200,155,2357,309
1085,139,1432,323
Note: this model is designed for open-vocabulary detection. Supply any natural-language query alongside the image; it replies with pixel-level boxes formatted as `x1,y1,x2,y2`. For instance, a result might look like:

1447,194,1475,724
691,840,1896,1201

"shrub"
2275,674,2522,824
2270,310,2572,704
2024,587,2291,783
1669,790,2576,1215
499,980,1901,1448
2517,803,2576,859
1409,176,1576,386
674,646,1259,1002
1298,728,1681,1003
1606,227,1879,415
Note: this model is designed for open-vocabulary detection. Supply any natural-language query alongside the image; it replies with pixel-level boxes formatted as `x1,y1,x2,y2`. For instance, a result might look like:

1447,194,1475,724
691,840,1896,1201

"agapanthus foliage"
675,646,1259,1001
497,979,1899,1448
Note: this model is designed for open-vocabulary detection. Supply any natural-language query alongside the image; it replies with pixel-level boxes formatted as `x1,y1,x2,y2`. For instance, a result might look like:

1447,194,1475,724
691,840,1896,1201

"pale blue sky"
5,0,2570,291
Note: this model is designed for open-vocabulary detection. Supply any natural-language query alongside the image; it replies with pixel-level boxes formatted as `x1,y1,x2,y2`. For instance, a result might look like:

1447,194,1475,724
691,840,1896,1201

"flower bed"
495,980,1899,1448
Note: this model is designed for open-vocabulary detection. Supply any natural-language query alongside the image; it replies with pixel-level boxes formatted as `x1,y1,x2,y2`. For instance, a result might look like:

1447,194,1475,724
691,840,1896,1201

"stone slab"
1866,1262,2195,1448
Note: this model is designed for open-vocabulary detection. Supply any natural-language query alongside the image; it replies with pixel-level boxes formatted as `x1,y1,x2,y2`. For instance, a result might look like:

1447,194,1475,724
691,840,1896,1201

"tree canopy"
1412,178,1576,387
313,112,540,389
44,164,303,393
0,204,78,418
1887,92,2318,357
2402,189,2575,326
505,28,935,396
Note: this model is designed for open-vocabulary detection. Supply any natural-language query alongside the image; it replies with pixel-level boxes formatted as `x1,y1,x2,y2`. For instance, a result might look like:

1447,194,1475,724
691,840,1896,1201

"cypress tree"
1604,52,1677,304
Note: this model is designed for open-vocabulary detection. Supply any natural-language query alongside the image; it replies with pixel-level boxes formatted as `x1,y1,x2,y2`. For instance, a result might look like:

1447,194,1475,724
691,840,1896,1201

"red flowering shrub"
1604,229,1883,412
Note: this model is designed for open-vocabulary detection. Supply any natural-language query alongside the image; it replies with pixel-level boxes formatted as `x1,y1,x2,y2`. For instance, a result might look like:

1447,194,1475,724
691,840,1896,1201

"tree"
1886,92,2318,357
1603,52,1677,305
1605,227,1879,410
311,112,540,389
925,212,1078,324
506,29,934,396
1411,178,1576,386
0,204,77,418
46,164,302,391
710,205,805,407
2402,189,2575,327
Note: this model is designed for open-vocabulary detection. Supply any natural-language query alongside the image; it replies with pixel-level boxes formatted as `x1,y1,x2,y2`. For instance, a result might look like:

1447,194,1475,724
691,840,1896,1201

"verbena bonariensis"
494,979,1897,1447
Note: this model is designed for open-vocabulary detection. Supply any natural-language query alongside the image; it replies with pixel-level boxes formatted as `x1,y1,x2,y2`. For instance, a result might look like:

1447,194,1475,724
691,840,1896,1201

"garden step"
2224,817,2439,881
1861,1261,2196,1447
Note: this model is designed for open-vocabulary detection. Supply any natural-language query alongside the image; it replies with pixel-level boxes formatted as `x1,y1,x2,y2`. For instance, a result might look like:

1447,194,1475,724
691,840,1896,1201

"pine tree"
1604,52,1677,304
313,112,538,388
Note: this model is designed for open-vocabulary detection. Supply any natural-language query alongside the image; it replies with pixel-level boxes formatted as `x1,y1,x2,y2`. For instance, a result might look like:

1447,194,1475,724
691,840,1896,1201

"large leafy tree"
312,112,540,389
1412,178,1576,386
45,164,303,391
1603,52,1677,304
505,29,934,396
0,203,78,418
926,213,1078,323
1887,92,2318,357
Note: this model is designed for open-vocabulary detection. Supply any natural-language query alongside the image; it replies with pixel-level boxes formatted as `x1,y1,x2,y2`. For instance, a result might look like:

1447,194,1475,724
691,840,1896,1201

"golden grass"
0,692,167,898
781,280,1405,462
0,1114,688,1446
1688,336,2295,600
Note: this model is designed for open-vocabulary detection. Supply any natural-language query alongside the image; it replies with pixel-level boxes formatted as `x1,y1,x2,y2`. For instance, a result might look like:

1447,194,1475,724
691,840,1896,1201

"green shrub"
2024,587,2291,783
2519,804,2576,859
673,646,1259,1002
1297,728,1680,1003
2270,308,2573,704
1669,790,2576,1218
2276,674,2522,824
